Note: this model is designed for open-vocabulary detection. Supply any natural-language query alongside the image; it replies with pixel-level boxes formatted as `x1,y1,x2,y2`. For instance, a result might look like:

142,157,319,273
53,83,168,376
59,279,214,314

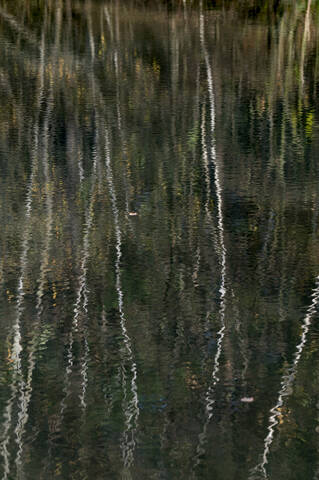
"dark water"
0,0,319,478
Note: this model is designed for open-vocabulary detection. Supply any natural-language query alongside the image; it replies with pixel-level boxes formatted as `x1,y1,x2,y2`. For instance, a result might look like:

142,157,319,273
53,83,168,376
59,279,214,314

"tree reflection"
0,1,318,478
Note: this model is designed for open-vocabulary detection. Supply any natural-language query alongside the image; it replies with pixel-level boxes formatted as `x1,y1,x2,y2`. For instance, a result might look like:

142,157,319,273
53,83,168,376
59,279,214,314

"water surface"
0,1,319,478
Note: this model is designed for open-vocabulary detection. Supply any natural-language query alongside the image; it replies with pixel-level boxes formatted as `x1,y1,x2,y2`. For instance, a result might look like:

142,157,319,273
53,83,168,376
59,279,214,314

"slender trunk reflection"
193,7,227,472
14,43,52,480
104,127,139,478
250,277,319,479
0,29,47,478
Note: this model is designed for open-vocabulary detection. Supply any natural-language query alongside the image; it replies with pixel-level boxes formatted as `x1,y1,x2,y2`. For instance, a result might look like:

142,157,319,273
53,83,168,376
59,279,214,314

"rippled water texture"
1,0,319,478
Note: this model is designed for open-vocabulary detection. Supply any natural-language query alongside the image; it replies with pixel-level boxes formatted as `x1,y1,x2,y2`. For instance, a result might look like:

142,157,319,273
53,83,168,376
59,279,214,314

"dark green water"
1,0,319,478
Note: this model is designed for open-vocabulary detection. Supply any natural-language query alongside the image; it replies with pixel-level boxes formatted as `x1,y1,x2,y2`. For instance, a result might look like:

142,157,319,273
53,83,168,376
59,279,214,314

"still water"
0,0,319,478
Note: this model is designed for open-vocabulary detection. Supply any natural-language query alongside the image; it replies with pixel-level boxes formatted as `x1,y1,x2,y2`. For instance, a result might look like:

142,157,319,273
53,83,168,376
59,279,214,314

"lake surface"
0,0,319,478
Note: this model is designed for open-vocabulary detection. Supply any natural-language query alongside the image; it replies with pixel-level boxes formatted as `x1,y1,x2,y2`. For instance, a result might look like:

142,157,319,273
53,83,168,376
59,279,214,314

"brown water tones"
0,0,319,478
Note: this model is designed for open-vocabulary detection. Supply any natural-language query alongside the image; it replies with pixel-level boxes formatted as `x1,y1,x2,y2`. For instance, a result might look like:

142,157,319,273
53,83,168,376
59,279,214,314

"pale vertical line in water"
61,130,98,419
104,6,114,41
15,131,53,475
73,150,97,334
87,0,95,60
0,159,36,480
0,261,3,290
201,103,211,216
57,40,98,460
114,52,122,132
77,23,105,416
300,0,312,92
101,308,117,419
182,0,188,24
237,211,275,396
14,57,54,478
231,290,249,387
78,141,98,411
104,128,139,475
79,335,90,411
200,100,219,255
0,70,44,478
201,10,227,412
192,245,201,288
191,68,202,289
198,86,219,368
249,277,319,480
0,33,47,468
113,9,131,222
13,6,63,472
77,142,84,186
193,10,227,471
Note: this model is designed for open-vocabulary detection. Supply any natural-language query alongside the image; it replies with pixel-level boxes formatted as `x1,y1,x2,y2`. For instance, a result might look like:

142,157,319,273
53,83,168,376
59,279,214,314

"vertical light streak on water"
0,50,45,477
13,34,49,479
199,89,219,365
77,142,84,186
300,0,312,92
21,10,61,476
114,52,122,133
78,137,98,411
201,12,227,415
61,126,98,423
104,6,114,42
35,95,54,324
0,139,37,480
191,69,202,289
77,20,109,416
113,9,131,221
104,128,139,475
0,23,48,472
0,261,3,290
79,327,90,413
200,100,219,256
73,32,100,416
87,0,95,61
231,290,249,388
201,103,211,217
101,307,116,418
236,211,275,398
193,9,227,471
250,277,319,480
192,245,201,288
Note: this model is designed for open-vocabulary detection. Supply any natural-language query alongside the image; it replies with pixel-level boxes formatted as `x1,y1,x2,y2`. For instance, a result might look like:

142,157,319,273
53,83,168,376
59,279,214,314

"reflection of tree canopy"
0,1,318,479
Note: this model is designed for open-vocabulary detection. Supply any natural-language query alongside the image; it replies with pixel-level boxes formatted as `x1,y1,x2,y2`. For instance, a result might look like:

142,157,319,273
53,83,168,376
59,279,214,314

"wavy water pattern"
250,277,319,479
193,10,228,471
104,128,139,475
0,109,40,480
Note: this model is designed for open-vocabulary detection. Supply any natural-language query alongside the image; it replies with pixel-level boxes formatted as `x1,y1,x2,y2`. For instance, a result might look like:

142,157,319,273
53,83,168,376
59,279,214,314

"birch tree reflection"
0,1,318,479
